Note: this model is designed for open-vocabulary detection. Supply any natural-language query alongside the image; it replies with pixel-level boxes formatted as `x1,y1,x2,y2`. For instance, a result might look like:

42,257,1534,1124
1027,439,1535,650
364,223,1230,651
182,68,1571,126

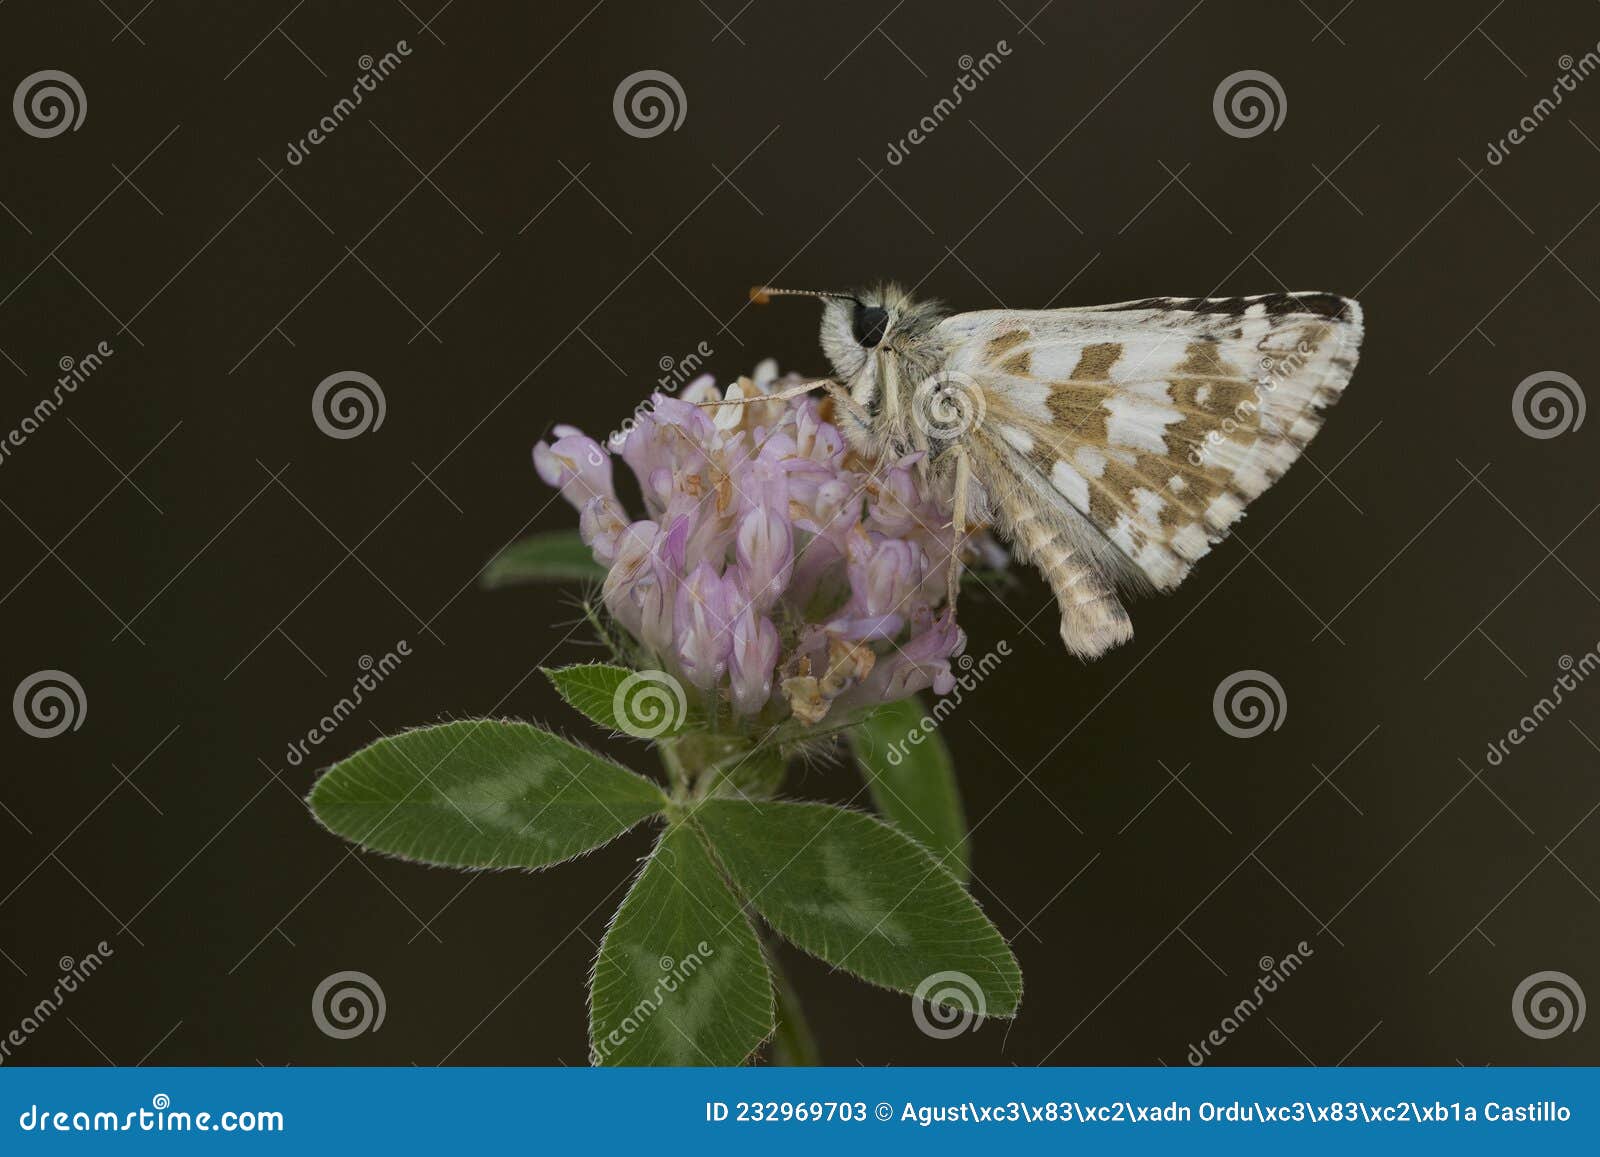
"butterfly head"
750,282,936,396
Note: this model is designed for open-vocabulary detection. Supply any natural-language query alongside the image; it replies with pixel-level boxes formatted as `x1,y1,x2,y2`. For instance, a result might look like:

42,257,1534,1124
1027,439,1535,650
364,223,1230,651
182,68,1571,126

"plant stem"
764,939,820,1066
657,739,693,798
666,735,816,1062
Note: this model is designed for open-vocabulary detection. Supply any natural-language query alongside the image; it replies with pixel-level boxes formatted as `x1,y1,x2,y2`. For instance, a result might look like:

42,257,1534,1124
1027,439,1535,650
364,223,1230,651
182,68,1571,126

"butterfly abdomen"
1002,501,1133,660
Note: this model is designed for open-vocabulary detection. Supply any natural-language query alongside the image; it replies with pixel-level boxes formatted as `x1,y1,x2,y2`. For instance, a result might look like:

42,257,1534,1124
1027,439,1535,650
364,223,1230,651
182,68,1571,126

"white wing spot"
1132,486,1166,523
1105,396,1181,454
998,423,1034,455
1050,459,1091,513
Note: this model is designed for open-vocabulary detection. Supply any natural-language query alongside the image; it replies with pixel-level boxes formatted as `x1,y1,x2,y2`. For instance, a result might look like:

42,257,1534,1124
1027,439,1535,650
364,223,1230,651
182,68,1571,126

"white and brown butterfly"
727,285,1364,660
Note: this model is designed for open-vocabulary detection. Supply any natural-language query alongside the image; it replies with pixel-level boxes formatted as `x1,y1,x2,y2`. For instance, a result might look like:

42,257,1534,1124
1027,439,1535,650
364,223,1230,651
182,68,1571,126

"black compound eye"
851,302,889,348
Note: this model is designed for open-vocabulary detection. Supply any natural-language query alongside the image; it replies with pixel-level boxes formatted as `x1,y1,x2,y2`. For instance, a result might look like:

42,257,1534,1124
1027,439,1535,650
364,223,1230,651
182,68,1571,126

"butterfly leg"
945,445,972,615
819,381,872,428
691,377,835,410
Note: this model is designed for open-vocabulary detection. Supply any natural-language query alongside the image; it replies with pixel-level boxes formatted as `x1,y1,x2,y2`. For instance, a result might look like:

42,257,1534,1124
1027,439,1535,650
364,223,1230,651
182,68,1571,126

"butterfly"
727,284,1364,659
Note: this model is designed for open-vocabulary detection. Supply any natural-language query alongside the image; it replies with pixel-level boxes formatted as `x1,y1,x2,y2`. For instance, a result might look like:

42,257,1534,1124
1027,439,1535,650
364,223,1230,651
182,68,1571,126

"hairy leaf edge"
306,716,669,873
689,797,1023,1018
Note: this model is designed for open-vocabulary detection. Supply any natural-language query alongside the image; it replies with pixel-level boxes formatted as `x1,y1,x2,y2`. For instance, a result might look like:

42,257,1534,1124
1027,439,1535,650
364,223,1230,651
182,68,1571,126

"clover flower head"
535,361,975,727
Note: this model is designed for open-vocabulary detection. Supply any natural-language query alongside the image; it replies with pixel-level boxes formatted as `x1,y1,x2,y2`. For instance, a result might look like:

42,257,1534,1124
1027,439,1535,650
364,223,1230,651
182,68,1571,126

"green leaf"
849,697,970,882
591,822,773,1065
308,720,667,869
542,663,690,739
695,799,1021,1016
481,530,606,587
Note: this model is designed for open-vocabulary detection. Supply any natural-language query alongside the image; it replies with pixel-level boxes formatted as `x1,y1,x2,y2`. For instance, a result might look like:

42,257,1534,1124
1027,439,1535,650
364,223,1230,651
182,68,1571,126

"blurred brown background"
1,0,1597,1065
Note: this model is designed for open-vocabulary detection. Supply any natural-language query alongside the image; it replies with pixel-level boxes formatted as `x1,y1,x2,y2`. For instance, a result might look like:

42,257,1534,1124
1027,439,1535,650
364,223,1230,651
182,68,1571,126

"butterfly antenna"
750,285,859,305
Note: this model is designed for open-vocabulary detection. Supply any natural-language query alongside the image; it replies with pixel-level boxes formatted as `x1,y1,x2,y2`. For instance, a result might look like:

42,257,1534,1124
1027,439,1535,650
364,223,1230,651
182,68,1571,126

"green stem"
660,732,788,802
667,734,817,1063
765,939,820,1066
657,739,694,799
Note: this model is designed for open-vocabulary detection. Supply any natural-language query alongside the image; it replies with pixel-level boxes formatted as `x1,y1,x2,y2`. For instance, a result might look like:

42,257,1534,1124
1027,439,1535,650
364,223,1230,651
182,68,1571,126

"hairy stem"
764,938,820,1067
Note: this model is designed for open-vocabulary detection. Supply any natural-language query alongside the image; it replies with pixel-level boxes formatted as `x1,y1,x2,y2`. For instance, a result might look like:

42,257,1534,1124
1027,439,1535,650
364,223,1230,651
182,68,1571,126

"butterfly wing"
944,292,1364,656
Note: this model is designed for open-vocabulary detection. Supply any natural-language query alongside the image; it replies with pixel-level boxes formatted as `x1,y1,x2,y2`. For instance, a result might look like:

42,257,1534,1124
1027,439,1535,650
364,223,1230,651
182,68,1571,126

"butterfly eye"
852,302,889,348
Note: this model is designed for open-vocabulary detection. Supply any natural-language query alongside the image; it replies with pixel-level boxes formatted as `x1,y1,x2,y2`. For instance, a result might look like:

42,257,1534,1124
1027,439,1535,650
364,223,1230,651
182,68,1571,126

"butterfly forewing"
943,293,1364,656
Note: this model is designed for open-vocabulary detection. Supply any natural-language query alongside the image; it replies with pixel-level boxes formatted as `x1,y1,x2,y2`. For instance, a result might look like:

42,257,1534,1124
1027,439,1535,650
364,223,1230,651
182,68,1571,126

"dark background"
2,0,1598,1067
